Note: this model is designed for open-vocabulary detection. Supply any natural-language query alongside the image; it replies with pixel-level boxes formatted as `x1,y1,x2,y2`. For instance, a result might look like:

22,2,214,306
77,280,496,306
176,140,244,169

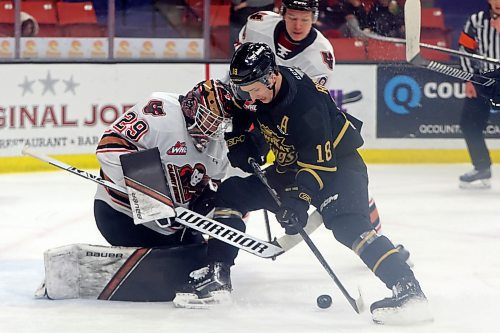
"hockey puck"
316,294,332,309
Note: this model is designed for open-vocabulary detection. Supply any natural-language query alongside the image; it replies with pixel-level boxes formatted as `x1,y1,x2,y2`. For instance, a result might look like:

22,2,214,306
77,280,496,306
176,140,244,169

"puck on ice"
316,294,332,309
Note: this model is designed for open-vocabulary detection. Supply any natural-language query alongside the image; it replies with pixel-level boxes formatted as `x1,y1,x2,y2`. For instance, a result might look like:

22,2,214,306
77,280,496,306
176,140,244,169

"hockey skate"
459,168,491,189
173,262,232,309
371,276,432,325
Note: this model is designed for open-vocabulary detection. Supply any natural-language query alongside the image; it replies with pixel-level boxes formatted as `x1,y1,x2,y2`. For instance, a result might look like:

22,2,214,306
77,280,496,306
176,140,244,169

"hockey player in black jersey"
174,42,432,325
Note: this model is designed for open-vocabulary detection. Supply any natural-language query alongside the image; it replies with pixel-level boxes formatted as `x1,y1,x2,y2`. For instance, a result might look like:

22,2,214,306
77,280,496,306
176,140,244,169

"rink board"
1,62,499,172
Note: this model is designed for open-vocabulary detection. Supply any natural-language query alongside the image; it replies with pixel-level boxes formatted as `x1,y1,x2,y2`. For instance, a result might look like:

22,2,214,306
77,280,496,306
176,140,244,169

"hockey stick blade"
404,0,421,62
342,90,363,104
404,0,496,87
21,145,284,259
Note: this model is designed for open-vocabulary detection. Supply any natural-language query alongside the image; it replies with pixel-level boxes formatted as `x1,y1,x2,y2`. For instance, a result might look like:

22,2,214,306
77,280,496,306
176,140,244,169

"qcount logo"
384,75,422,115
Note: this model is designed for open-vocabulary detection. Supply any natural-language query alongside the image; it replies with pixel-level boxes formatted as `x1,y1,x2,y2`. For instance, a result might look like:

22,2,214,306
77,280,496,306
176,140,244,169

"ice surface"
1,165,499,333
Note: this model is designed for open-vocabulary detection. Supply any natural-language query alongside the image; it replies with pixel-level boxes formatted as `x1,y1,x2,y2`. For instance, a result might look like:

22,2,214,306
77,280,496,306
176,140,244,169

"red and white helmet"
181,79,238,139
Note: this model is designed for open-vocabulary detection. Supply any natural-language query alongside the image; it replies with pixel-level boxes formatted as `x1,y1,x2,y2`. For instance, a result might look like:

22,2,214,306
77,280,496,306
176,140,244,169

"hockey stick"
21,145,286,259
365,31,500,66
342,90,363,104
248,158,364,314
404,0,496,87
262,209,275,261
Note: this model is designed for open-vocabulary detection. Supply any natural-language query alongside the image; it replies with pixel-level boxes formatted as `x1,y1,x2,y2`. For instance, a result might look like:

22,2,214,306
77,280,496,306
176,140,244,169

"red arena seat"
421,7,446,30
421,37,451,62
0,1,14,36
330,38,367,61
366,39,405,61
56,1,102,37
210,4,230,27
21,1,60,36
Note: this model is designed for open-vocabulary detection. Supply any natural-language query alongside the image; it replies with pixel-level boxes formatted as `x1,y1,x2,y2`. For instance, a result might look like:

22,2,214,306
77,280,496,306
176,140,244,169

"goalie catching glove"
275,185,311,235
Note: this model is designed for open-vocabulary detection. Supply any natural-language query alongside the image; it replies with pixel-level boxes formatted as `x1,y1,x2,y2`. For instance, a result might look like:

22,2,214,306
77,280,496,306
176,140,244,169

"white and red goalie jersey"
238,11,335,89
95,92,229,224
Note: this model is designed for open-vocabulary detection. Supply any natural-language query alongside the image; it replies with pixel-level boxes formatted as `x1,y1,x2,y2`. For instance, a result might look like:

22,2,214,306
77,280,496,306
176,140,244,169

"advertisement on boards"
377,65,500,139
0,64,204,157
0,38,204,60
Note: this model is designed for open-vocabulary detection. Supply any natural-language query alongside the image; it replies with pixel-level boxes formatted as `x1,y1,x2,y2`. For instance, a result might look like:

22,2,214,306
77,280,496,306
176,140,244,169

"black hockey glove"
275,186,311,235
225,131,267,174
189,186,217,216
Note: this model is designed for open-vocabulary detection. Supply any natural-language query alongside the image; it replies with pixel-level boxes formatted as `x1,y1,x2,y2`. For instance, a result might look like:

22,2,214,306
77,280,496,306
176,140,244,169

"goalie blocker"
35,243,207,301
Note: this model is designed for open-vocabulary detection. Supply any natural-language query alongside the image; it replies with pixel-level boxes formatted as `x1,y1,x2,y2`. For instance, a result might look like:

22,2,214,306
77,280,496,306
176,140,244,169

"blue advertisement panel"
377,65,500,138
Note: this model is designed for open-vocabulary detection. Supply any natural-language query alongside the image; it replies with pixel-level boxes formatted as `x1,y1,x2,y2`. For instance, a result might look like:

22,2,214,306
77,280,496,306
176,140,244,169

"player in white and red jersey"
237,0,335,89
94,79,240,247
235,2,411,262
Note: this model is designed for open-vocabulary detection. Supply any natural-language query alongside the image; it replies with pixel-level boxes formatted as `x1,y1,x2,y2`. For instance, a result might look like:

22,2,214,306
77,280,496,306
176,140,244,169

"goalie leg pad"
38,243,207,301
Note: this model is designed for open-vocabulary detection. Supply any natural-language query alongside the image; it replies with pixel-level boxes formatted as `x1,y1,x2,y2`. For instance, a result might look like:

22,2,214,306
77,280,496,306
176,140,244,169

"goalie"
93,79,240,247
36,79,243,301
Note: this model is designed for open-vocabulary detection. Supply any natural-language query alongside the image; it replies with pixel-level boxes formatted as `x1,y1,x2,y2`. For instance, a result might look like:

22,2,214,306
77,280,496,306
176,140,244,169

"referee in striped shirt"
458,0,500,189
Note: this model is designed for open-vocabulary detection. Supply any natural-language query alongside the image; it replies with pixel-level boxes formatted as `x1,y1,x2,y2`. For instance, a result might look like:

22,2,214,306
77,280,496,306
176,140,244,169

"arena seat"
421,7,446,30
210,25,230,59
56,1,103,37
0,1,14,36
421,37,451,62
330,38,367,61
366,39,405,61
21,1,60,36
210,4,230,27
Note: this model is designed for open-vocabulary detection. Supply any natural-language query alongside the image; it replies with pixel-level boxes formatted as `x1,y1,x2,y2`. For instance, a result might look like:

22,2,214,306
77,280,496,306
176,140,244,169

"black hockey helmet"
229,42,279,100
281,0,319,22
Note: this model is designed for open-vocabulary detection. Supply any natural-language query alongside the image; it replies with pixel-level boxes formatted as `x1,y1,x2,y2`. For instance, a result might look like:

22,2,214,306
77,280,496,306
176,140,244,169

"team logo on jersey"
276,44,291,58
167,141,187,155
321,51,334,70
166,163,208,204
143,99,165,116
260,124,297,166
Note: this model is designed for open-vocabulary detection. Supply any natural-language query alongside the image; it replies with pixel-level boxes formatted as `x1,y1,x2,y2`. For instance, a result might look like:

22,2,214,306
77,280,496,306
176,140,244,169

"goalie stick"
21,146,322,259
248,158,365,314
404,0,496,87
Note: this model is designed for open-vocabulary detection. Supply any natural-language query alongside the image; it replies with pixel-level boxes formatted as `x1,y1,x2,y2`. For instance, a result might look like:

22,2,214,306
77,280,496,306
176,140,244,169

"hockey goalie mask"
229,42,279,101
181,79,235,141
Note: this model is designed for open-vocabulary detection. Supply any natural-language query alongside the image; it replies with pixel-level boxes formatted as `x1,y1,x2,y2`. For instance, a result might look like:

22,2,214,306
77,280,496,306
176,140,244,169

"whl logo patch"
167,141,187,155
